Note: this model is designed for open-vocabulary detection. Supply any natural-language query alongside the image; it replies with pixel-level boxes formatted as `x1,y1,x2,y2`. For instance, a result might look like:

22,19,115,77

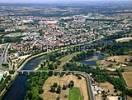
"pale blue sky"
0,0,131,3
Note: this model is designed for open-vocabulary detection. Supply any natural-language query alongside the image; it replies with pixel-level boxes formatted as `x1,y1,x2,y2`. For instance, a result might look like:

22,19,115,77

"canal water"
3,56,44,100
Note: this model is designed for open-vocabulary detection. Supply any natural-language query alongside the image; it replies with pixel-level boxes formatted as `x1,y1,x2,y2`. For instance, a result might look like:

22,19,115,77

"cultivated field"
99,55,132,70
122,72,132,89
106,55,132,63
99,82,120,95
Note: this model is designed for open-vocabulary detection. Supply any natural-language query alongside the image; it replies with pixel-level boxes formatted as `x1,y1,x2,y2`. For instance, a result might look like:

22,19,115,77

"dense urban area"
0,1,132,100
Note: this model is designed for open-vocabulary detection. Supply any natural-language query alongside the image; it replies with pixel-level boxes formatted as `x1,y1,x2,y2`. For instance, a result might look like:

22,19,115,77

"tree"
62,85,67,90
48,71,53,76
56,61,61,65
39,88,43,94
50,86,56,92
68,81,74,88
48,63,54,70
56,85,61,94
126,89,132,96
9,70,15,74
53,83,58,88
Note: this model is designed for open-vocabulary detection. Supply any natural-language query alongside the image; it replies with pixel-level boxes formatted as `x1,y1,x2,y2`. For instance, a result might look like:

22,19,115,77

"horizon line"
0,0,132,4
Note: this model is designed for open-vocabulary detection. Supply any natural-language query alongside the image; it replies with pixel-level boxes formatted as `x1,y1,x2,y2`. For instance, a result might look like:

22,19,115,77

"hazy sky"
0,0,131,3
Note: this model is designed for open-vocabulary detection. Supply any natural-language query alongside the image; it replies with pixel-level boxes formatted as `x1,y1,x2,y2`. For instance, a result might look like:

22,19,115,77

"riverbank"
1,52,49,99
2,38,102,100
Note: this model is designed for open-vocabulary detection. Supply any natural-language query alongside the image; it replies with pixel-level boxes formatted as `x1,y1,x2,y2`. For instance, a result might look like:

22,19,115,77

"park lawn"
69,87,83,100
58,52,80,70
60,52,79,63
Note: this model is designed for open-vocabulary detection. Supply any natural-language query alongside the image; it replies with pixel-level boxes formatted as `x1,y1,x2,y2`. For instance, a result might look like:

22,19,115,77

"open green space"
25,72,49,100
69,87,83,100
58,52,80,69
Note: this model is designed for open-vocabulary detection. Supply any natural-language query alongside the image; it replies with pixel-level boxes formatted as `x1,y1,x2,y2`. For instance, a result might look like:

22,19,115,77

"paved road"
0,43,11,65
31,40,38,49
86,74,95,100
6,36,105,100
3,44,11,63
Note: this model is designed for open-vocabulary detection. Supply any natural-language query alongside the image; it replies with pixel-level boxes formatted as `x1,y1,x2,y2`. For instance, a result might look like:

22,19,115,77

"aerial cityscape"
0,0,132,100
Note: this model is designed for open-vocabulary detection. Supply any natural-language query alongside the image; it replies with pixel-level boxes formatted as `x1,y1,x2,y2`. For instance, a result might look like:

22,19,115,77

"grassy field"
69,87,83,100
57,52,80,70
42,75,88,100
39,52,80,70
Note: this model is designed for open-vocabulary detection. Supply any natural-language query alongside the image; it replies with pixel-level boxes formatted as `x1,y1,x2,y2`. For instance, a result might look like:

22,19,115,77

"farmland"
122,72,132,89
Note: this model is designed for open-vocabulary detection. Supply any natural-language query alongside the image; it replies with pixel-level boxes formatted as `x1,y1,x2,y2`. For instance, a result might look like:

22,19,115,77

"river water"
3,52,105,100
81,52,105,67
3,56,44,100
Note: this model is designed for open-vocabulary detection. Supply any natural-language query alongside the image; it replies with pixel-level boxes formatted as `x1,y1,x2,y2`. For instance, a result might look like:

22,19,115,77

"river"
81,52,105,68
3,52,105,100
3,56,44,100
